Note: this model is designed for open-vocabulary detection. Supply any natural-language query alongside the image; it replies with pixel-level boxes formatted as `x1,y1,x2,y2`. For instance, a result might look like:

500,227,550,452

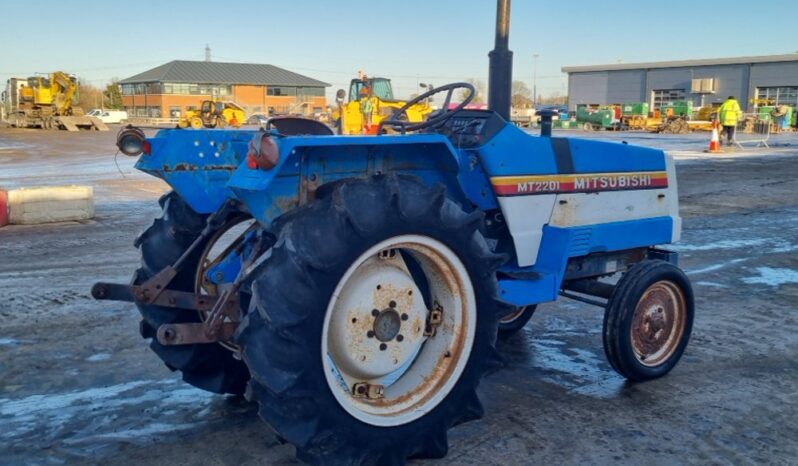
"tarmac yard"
1,128,797,465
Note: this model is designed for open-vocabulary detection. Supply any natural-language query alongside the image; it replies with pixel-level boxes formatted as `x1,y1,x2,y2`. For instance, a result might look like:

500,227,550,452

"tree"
104,79,123,109
460,78,486,104
76,80,104,111
539,92,567,105
511,80,532,107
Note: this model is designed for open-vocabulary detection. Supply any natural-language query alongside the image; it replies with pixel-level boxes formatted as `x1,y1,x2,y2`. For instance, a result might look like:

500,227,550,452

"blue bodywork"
137,117,672,307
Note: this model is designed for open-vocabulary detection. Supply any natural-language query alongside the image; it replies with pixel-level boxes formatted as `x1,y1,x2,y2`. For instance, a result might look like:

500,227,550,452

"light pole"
533,53,539,107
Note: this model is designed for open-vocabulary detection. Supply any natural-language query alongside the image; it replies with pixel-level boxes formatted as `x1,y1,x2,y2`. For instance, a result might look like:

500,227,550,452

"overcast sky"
2,0,796,99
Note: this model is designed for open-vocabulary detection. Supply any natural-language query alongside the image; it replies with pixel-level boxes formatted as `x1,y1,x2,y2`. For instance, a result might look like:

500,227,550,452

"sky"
2,0,796,100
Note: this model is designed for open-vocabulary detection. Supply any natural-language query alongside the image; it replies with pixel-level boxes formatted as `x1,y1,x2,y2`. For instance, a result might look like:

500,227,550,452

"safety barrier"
6,186,94,225
732,113,770,148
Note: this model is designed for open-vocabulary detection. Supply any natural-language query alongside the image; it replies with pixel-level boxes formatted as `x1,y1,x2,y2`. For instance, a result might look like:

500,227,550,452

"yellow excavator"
4,72,107,131
333,74,433,135
178,100,246,129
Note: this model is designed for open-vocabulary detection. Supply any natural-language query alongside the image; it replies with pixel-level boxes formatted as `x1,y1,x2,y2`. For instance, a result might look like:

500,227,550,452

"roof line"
562,53,798,73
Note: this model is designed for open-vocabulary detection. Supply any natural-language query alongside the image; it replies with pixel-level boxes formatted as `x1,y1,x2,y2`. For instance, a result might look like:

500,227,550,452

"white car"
87,109,128,124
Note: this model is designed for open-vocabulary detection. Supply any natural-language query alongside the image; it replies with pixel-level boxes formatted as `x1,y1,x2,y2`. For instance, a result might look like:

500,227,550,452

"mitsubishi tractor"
93,2,694,464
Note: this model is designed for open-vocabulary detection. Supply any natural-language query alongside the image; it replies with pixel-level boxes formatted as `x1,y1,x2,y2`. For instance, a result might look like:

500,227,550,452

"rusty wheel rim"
322,235,476,427
194,217,257,352
630,280,687,367
499,306,528,324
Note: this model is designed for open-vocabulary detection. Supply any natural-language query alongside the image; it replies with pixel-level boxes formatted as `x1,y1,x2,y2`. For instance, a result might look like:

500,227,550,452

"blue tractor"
93,2,693,464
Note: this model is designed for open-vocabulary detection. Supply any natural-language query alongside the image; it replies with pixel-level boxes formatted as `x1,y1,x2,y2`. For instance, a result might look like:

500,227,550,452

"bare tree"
76,80,104,110
511,80,532,107
538,92,568,105
460,78,486,104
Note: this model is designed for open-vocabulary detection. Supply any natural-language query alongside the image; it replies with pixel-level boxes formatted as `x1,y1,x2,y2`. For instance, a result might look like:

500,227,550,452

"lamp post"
533,53,539,107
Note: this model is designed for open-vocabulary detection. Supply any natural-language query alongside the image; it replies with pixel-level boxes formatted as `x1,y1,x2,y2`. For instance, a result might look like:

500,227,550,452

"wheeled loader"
94,2,694,464
177,99,245,129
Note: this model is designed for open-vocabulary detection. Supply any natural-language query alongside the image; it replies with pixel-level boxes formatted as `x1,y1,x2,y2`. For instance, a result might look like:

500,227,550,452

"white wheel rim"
322,235,476,427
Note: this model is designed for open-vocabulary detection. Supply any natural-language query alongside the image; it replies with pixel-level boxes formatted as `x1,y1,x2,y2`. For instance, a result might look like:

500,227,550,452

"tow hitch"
91,199,271,346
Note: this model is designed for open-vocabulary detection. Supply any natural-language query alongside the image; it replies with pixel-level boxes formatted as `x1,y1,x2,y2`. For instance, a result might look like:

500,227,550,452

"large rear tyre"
238,175,506,464
602,260,694,382
134,191,249,394
497,305,537,339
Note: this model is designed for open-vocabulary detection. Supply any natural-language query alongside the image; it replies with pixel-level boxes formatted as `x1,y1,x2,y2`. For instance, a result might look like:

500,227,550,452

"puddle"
695,281,729,288
85,353,112,362
0,378,222,446
687,258,746,275
672,239,768,252
742,267,798,287
0,141,33,151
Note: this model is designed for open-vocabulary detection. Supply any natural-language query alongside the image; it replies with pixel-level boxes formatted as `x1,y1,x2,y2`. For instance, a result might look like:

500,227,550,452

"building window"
169,106,181,118
651,89,685,109
755,86,798,107
161,83,231,96
297,87,325,97
268,86,297,96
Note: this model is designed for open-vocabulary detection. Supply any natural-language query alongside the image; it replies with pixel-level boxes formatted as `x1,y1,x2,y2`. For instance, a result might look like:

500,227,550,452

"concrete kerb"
0,185,95,226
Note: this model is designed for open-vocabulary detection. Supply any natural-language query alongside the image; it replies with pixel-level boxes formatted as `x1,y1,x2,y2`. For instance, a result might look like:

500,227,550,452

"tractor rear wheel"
497,305,537,339
237,175,506,464
134,191,249,394
602,260,694,382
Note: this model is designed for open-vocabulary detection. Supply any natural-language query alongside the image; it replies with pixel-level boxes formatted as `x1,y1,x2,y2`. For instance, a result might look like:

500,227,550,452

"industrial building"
562,54,798,112
120,60,329,119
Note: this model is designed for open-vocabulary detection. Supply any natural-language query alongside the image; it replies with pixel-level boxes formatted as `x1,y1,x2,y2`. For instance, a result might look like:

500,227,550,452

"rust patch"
162,163,237,173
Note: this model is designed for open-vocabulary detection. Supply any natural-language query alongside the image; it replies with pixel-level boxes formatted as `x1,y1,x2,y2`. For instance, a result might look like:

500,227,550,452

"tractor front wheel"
237,175,506,464
602,260,694,382
190,117,203,129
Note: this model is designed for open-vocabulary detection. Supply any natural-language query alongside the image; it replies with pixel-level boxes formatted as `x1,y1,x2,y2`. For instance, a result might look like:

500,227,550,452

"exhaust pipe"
488,0,513,120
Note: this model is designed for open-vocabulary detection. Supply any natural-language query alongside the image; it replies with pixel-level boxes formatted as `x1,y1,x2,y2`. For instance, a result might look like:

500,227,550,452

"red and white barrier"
0,190,8,227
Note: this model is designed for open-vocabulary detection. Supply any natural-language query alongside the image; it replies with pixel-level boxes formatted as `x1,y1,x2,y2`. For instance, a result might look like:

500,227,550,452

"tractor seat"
268,116,334,136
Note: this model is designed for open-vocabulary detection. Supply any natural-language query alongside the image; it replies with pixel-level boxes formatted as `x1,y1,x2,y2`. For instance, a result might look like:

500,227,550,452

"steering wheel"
378,82,476,134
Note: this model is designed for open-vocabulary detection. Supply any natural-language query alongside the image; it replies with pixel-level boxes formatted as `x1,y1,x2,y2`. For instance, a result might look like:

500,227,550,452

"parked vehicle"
245,113,269,126
3,72,107,131
93,2,693,464
95,110,128,124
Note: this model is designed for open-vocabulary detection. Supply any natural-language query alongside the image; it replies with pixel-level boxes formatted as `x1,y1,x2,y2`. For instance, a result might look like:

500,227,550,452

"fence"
126,117,180,128
732,113,770,148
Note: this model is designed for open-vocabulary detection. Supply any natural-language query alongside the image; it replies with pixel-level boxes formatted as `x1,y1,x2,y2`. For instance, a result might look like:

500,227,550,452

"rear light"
247,132,279,170
117,126,148,157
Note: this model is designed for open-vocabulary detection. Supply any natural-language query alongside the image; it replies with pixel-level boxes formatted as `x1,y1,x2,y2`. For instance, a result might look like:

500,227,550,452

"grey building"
562,54,798,111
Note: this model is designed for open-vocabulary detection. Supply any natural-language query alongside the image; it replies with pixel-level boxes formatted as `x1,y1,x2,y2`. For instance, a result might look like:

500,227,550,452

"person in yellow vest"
359,86,374,132
718,96,742,146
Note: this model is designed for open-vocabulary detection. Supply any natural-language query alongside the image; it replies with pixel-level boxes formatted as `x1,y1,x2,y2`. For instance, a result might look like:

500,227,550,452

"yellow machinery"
4,72,107,131
178,100,245,129
334,75,433,135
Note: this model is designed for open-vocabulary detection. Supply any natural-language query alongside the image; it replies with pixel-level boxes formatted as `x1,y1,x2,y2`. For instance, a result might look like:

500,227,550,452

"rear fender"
137,128,261,213
228,133,487,226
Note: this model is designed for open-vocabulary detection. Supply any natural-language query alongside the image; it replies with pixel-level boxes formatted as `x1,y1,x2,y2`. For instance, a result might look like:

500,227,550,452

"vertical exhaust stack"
488,0,513,120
